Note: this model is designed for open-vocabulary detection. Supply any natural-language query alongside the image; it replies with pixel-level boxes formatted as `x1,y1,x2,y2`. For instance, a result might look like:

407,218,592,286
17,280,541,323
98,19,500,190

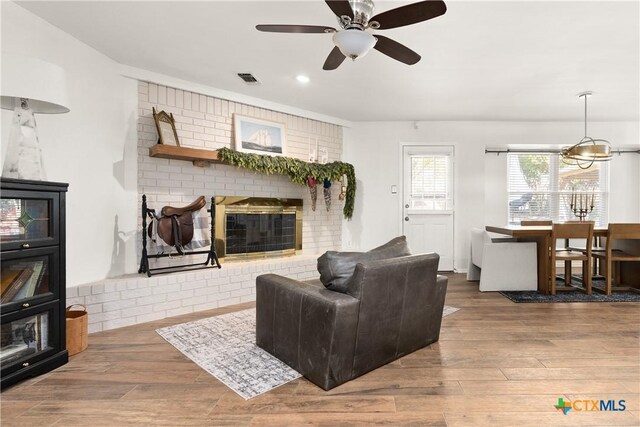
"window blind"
410,154,452,210
507,153,609,225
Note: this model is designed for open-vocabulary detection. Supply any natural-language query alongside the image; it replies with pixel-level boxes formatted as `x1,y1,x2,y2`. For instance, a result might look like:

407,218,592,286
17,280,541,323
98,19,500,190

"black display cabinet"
1,178,68,389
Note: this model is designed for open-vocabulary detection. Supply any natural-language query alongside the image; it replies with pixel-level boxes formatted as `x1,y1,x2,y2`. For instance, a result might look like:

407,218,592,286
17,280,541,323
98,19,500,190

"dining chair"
564,221,603,277
550,222,594,295
591,223,640,295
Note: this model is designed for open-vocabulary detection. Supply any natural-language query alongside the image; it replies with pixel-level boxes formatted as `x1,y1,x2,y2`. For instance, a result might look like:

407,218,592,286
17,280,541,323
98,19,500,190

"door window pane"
410,155,452,210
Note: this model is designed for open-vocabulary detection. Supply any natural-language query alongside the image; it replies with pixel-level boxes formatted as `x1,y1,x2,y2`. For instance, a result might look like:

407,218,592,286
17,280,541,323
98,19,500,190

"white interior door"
402,145,454,271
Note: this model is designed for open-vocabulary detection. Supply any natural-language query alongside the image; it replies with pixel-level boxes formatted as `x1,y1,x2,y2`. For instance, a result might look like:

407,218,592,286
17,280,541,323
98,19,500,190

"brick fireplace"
136,81,343,256
63,81,345,333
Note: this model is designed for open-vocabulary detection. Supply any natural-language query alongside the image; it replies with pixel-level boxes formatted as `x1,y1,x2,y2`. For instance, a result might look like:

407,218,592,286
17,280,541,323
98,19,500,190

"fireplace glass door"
225,213,296,255
214,197,303,259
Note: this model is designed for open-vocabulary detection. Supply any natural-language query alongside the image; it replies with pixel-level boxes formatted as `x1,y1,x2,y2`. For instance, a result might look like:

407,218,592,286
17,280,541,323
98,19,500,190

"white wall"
343,121,639,271
1,2,139,286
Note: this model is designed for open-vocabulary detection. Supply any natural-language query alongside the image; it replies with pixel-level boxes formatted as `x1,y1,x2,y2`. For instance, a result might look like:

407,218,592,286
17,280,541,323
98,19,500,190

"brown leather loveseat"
256,252,447,390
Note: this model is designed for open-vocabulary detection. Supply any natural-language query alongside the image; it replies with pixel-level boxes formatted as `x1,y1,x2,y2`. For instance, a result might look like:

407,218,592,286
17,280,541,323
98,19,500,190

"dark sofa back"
345,253,446,378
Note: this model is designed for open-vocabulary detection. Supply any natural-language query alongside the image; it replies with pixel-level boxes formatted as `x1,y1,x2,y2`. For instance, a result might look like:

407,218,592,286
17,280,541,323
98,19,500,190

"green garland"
217,147,356,219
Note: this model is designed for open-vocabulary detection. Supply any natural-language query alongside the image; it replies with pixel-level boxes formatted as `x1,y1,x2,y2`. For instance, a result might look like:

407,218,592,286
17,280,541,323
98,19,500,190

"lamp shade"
1,52,69,113
332,30,377,59
562,139,612,162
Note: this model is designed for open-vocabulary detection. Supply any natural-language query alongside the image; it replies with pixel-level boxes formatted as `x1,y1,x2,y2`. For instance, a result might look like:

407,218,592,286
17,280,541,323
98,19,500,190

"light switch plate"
391,185,398,194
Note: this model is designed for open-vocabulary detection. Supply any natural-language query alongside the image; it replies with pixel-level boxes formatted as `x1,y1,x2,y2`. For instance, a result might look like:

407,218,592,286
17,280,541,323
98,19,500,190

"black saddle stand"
138,194,221,277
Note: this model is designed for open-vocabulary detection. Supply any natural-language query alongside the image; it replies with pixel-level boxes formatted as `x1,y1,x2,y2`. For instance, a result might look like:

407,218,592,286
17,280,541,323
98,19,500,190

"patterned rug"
500,290,640,303
500,277,640,303
157,306,460,399
442,305,460,317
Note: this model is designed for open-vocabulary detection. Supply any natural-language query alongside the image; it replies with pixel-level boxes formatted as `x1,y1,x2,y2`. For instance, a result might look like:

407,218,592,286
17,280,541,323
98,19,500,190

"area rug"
156,309,299,400
157,306,460,399
500,287,640,303
442,305,460,317
500,276,640,303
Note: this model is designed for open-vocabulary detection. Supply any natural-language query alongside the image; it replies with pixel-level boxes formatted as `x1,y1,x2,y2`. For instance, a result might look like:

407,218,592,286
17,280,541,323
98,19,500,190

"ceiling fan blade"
373,35,421,65
370,0,447,30
323,46,346,70
256,24,336,34
325,0,354,19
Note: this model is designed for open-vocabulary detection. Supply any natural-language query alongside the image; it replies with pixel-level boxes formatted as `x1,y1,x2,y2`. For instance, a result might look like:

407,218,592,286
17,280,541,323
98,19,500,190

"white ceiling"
15,1,640,122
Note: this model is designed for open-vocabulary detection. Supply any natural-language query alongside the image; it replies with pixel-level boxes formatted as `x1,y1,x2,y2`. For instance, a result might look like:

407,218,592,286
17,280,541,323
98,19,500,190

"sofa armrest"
256,274,360,390
437,274,448,288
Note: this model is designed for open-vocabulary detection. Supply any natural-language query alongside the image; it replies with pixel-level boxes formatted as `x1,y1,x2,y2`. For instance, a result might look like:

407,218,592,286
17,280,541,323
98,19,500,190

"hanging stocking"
323,178,332,211
308,176,317,211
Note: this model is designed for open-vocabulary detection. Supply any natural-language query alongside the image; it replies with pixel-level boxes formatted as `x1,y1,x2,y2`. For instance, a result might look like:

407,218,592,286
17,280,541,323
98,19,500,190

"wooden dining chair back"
550,222,594,295
563,220,603,276
521,220,552,226
592,223,640,295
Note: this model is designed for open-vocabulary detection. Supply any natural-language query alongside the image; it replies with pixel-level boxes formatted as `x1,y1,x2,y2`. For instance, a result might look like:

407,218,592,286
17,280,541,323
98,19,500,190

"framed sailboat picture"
233,114,286,156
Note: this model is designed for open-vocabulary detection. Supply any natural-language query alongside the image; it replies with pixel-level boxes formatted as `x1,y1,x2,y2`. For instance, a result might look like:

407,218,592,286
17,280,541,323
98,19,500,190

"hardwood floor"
2,274,639,426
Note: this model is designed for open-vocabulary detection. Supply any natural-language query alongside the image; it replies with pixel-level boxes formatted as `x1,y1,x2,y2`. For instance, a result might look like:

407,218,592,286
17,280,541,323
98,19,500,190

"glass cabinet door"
1,308,55,370
1,248,58,311
0,191,59,249
2,256,51,304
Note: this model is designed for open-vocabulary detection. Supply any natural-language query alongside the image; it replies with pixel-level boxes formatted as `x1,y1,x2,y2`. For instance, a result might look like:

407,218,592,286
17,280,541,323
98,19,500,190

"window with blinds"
409,154,452,210
507,153,609,225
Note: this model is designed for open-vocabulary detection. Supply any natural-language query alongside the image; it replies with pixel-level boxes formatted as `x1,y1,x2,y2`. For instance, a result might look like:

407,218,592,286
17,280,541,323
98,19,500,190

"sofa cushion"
317,236,411,293
368,235,412,259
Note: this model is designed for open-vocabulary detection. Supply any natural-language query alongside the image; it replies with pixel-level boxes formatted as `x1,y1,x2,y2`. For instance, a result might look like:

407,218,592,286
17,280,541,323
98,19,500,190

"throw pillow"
317,236,411,293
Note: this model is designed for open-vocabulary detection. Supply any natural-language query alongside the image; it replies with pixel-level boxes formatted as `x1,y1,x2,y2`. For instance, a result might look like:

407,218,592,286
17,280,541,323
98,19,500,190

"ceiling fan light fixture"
332,30,377,60
256,0,447,70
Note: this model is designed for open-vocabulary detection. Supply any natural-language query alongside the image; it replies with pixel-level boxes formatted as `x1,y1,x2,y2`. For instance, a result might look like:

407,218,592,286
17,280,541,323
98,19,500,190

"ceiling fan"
256,0,447,70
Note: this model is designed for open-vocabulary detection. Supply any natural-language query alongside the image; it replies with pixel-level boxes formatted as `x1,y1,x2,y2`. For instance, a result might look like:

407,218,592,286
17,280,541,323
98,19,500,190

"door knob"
405,204,409,209
404,217,409,221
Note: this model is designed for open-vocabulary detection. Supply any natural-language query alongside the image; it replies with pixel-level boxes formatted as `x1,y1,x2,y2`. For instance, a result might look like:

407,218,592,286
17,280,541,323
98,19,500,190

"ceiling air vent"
237,73,260,85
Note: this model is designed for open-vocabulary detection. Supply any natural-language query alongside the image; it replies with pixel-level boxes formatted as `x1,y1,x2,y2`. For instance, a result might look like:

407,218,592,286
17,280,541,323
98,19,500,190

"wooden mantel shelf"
149,144,220,166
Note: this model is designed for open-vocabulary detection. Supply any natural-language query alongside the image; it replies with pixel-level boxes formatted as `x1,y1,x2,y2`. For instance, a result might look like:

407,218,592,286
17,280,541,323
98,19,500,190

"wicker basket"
66,304,88,356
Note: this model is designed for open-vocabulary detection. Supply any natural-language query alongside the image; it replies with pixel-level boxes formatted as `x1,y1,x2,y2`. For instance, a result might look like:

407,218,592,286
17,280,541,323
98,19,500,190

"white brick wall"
137,81,344,259
65,82,345,334
68,256,320,333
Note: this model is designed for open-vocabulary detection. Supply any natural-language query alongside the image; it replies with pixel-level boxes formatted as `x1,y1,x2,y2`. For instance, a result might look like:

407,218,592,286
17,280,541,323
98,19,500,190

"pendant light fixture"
561,92,612,169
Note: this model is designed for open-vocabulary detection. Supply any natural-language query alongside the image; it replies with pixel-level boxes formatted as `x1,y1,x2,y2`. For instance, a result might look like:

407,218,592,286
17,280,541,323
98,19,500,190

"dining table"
485,224,640,294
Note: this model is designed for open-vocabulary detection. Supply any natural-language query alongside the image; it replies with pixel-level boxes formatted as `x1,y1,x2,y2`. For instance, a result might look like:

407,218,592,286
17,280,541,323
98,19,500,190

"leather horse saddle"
148,196,206,254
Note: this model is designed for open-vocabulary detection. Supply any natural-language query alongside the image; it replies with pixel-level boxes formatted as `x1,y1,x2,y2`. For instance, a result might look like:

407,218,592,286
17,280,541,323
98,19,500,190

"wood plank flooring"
1,274,639,426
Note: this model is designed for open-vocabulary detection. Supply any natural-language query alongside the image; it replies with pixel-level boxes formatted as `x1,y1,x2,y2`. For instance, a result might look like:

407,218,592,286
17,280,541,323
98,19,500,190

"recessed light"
296,75,310,84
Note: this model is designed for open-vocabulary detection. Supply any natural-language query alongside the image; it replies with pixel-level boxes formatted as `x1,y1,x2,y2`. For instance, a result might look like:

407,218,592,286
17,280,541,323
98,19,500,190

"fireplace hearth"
214,197,302,260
